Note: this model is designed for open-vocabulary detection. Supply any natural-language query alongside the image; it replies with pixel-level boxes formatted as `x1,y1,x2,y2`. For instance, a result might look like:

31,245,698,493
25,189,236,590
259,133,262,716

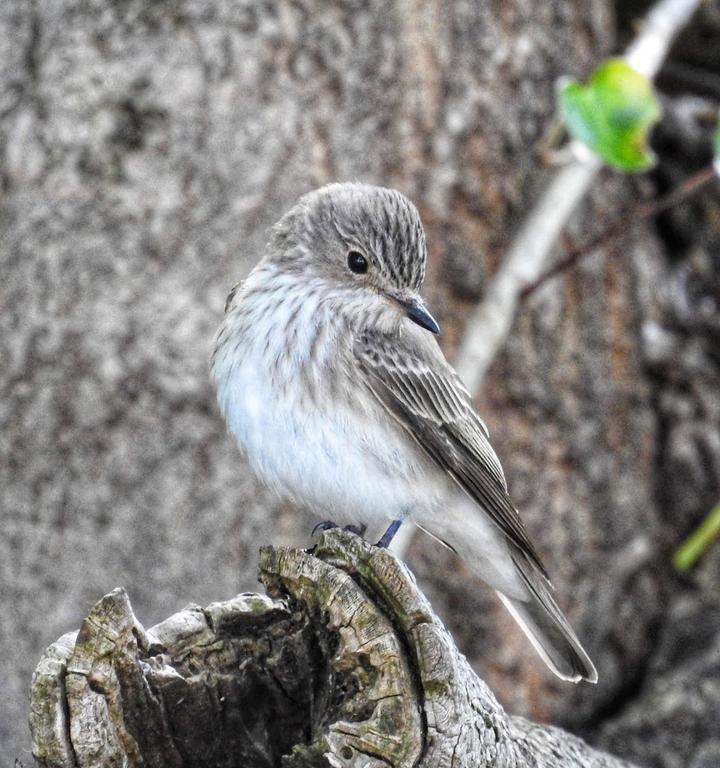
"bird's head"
267,182,440,334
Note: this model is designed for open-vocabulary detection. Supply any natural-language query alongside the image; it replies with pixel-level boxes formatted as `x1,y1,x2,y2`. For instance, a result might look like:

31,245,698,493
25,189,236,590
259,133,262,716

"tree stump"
30,530,635,767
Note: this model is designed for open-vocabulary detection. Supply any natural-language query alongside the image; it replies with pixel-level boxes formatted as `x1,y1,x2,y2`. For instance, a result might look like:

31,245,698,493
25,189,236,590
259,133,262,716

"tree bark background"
2,1,718,765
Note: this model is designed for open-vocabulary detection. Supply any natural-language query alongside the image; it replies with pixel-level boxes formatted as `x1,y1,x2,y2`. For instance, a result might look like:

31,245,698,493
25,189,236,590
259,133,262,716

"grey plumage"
212,181,598,684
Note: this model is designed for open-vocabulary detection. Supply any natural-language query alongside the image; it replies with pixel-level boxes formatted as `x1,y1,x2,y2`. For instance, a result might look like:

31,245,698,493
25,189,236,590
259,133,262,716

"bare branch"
520,163,718,301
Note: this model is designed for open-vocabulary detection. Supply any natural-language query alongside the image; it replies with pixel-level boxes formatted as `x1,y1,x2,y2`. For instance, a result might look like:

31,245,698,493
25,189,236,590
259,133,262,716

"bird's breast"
212,287,434,522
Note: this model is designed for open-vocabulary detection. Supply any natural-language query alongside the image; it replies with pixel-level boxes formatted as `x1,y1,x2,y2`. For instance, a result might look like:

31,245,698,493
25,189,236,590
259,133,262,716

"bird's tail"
414,515,597,683
496,548,598,684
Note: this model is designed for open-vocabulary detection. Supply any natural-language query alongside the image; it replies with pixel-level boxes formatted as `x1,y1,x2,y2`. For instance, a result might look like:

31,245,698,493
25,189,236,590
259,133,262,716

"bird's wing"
354,326,548,579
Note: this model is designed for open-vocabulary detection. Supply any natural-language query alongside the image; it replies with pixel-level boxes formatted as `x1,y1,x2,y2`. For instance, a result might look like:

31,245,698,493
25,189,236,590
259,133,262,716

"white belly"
212,274,437,524
217,356,433,524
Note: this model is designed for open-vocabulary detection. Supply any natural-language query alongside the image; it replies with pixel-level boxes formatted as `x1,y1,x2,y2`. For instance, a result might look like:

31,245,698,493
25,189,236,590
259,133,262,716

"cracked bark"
30,530,634,768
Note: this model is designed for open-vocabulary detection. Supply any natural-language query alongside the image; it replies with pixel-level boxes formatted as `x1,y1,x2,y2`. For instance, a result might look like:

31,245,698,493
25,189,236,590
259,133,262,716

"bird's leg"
307,521,365,556
343,523,367,537
376,519,403,549
311,520,338,537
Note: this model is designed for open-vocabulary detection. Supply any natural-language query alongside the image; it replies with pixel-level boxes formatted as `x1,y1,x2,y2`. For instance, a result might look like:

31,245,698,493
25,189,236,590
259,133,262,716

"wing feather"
355,328,548,579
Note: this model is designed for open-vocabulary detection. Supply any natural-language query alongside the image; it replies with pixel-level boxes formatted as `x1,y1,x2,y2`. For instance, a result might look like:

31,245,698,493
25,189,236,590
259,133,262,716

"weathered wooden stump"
30,530,635,767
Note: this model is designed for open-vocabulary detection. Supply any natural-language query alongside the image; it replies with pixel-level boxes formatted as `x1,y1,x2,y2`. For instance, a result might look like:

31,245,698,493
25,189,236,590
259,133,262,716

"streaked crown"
269,182,427,292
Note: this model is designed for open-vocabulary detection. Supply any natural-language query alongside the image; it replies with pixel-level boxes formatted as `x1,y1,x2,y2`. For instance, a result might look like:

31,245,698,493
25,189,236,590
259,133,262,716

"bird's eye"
347,250,368,274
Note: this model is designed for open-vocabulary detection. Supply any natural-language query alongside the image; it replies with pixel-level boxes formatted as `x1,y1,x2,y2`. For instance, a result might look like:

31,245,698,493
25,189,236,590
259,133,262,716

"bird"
211,182,598,684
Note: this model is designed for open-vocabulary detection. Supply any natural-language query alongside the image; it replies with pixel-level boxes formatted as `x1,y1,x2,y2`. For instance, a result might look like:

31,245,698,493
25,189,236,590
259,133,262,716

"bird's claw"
311,521,368,539
343,523,367,537
311,520,338,537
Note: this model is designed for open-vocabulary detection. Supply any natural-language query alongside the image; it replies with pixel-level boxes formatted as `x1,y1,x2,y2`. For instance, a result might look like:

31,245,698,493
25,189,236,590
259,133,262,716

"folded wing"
354,326,547,578
354,326,597,683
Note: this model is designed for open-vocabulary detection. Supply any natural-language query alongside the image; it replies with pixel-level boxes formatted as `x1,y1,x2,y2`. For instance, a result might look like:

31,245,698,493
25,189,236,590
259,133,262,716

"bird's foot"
343,523,367,537
376,519,403,549
311,521,367,539
307,522,368,556
311,520,338,537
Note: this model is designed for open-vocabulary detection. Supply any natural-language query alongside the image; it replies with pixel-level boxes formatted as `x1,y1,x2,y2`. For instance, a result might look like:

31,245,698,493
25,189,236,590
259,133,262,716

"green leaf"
560,58,662,172
673,501,720,572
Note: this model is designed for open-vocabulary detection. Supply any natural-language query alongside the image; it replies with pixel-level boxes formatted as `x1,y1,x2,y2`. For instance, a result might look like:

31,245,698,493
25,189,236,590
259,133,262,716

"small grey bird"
212,182,597,684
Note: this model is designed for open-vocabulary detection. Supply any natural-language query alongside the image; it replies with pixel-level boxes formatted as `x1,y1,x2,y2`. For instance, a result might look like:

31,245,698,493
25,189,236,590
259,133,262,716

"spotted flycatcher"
212,182,597,683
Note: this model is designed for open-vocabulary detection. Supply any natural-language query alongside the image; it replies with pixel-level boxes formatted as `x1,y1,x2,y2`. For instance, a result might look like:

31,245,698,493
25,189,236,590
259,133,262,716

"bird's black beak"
401,297,440,334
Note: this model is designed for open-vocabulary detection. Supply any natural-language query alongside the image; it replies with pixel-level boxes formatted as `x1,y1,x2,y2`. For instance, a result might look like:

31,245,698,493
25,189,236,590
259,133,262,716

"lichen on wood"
30,530,635,767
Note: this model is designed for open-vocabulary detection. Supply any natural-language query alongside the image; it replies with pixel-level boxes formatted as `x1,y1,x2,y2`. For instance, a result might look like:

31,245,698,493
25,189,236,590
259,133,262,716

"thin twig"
520,163,718,300
673,500,720,571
